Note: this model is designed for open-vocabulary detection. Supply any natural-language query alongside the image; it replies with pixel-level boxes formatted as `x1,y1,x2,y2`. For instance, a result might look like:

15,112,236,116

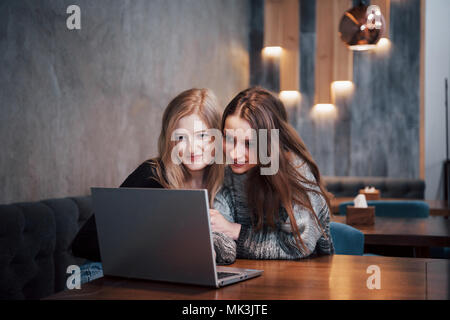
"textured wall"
250,0,421,179
0,0,250,204
249,0,427,192
297,0,317,166
349,0,421,178
249,0,279,92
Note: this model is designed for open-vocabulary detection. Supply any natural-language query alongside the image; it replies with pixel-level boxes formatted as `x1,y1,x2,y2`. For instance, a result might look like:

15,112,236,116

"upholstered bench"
0,196,95,299
323,176,425,199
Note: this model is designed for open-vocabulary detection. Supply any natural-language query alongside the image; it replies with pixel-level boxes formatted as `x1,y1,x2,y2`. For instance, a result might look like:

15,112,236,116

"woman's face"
223,114,258,174
172,113,214,172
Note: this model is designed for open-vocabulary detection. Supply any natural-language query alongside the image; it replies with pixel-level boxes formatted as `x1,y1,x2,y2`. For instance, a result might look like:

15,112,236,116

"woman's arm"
212,231,236,265
236,201,331,260
212,166,333,260
211,187,238,263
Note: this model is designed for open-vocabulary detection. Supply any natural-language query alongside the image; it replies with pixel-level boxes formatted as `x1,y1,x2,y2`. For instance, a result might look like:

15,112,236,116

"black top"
71,159,163,261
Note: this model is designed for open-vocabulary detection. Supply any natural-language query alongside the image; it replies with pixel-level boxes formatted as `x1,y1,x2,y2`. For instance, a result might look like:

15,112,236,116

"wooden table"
330,198,450,217
45,255,449,300
331,215,450,247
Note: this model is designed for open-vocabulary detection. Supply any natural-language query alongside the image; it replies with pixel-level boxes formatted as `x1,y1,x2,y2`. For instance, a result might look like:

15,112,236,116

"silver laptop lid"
91,187,218,287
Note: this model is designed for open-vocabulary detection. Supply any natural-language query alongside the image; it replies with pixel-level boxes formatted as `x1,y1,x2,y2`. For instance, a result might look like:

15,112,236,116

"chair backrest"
329,222,364,255
338,200,430,218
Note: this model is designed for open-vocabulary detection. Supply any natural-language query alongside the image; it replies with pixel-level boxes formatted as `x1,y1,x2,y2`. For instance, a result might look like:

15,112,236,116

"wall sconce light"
374,37,391,54
331,81,354,96
279,90,301,108
311,103,337,120
264,0,283,51
339,2,385,51
262,46,283,57
331,81,354,107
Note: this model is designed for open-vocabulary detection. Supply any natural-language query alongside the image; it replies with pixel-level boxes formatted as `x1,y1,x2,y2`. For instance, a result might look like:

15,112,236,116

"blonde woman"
72,88,235,264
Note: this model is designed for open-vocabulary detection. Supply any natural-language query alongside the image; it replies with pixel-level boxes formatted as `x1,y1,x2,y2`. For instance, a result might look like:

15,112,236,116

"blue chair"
338,200,429,218
330,222,364,255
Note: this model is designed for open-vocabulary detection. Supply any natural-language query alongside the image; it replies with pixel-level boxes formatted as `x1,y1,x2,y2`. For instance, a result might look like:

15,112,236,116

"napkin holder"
359,189,380,200
346,206,375,226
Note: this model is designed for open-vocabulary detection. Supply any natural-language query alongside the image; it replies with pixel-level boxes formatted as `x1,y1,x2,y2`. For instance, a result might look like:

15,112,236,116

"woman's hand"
210,209,241,241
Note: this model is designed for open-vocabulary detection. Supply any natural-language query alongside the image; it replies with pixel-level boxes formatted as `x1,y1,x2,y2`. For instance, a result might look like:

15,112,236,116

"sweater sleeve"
235,161,333,260
236,201,330,259
211,187,237,264
212,232,236,265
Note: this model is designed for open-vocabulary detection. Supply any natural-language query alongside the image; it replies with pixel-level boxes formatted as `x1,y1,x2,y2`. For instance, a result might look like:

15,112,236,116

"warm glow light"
332,81,353,91
349,44,377,51
375,37,391,53
279,91,301,108
279,91,301,100
349,38,390,52
331,81,354,98
262,46,282,57
311,104,337,120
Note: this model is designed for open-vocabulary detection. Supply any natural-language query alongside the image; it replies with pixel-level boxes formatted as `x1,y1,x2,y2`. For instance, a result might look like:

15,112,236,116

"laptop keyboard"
217,272,240,279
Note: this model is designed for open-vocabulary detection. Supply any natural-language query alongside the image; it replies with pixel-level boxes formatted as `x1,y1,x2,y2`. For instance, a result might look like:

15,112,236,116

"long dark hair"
222,87,330,253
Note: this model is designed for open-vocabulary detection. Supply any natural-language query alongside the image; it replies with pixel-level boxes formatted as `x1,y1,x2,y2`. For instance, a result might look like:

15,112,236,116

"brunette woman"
210,87,334,259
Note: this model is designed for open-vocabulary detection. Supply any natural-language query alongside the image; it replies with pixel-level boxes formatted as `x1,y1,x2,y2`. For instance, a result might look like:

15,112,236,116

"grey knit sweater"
213,157,334,260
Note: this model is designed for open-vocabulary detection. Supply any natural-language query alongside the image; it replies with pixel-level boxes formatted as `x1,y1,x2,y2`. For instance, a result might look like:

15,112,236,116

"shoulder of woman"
290,153,316,182
120,158,163,188
142,157,160,170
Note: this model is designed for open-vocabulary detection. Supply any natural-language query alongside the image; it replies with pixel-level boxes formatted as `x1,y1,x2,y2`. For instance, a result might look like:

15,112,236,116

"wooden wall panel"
280,0,299,91
264,0,283,47
315,0,334,104
333,0,353,83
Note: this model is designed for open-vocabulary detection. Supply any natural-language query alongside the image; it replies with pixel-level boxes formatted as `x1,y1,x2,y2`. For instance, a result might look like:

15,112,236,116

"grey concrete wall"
297,0,317,168
349,0,421,179
0,0,250,204
249,0,279,92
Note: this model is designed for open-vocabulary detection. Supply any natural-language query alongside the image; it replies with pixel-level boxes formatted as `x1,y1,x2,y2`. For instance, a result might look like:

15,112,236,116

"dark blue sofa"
323,176,425,199
0,196,93,299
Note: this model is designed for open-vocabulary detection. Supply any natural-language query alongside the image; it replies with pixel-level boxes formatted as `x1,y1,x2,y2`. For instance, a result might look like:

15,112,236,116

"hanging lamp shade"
339,4,385,51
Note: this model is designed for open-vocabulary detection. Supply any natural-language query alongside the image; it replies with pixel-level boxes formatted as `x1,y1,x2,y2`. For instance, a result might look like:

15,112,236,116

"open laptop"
90,187,263,287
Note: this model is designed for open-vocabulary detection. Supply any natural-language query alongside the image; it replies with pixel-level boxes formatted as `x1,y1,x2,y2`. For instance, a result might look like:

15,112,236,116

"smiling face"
223,114,258,174
172,113,214,172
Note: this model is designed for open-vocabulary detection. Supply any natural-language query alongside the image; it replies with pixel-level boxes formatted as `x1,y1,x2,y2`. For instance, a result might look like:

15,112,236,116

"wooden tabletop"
44,255,449,300
330,198,450,216
331,215,450,247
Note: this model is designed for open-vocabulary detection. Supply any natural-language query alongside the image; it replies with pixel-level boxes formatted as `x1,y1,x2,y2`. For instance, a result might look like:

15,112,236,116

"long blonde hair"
148,88,224,206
